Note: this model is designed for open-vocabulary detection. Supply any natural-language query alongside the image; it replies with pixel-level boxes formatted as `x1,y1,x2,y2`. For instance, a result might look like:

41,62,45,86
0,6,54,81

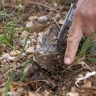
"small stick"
53,18,60,30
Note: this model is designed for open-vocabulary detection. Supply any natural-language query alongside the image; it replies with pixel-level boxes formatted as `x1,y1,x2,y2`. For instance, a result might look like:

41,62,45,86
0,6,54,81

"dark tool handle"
57,2,76,50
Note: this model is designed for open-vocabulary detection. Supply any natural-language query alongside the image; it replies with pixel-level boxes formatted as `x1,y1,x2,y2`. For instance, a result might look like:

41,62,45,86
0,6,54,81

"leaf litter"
0,0,96,96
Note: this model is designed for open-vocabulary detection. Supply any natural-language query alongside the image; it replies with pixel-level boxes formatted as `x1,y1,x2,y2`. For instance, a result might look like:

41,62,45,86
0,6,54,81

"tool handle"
57,2,76,50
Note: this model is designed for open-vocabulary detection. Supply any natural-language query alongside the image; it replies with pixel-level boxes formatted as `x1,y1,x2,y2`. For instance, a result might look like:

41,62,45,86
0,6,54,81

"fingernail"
64,57,71,65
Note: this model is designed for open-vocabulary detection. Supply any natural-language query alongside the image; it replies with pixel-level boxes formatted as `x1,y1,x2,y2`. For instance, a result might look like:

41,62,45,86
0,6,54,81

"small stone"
62,86,65,91
37,16,48,23
28,16,38,21
78,74,84,78
55,13,61,20
53,2,58,7
10,50,21,56
7,91,18,96
43,90,50,96
45,30,50,36
15,45,20,50
31,39,37,45
1,53,15,61
20,30,28,40
29,32,38,40
68,92,79,96
71,87,76,93
2,59,7,63
26,21,33,28
26,47,34,54
15,4,25,11
28,54,33,58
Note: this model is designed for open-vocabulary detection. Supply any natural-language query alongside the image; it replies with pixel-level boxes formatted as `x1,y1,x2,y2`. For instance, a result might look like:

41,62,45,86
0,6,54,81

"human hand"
64,0,96,65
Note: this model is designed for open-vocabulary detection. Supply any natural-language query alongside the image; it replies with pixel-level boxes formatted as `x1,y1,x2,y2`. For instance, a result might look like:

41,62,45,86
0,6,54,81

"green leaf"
87,58,96,63
19,35,28,56
0,34,4,45
20,59,33,82
4,72,13,96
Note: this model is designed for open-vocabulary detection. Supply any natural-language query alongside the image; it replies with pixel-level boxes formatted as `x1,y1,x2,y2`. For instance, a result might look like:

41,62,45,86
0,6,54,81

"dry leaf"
29,92,36,96
10,50,21,56
31,24,47,33
10,82,20,91
68,92,79,96
28,16,38,21
58,19,64,25
82,80,92,88
82,92,94,96
42,90,50,96
30,81,38,91
26,47,34,54
20,30,28,40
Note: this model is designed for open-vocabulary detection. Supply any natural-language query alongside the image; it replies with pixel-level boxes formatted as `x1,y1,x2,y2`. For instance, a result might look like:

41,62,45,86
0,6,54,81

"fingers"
64,25,83,65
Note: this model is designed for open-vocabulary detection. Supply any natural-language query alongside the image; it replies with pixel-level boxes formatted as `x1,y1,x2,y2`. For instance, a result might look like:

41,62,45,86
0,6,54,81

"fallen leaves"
1,1,96,96
31,24,47,33
10,50,21,56
15,4,25,11
0,53,15,61
26,46,34,54
20,30,28,40
58,19,64,25
67,92,79,96
82,80,92,88
28,16,38,21
10,82,20,91
67,87,79,96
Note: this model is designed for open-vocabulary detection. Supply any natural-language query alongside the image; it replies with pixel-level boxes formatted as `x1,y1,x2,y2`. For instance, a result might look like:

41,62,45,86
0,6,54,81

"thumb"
64,25,83,65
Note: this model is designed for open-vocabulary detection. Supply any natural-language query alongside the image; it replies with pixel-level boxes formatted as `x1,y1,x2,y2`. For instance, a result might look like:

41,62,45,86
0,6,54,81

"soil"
0,0,96,96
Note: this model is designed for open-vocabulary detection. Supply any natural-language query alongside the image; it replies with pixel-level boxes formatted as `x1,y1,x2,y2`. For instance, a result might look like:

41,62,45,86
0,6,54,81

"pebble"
26,21,33,28
20,30,28,40
26,47,34,54
15,45,20,50
55,13,61,20
28,54,33,58
29,32,37,40
7,91,18,96
28,16,38,21
43,90,50,96
68,92,79,96
37,16,48,23
15,4,25,11
1,53,15,61
10,50,21,56
31,39,37,45
53,2,58,7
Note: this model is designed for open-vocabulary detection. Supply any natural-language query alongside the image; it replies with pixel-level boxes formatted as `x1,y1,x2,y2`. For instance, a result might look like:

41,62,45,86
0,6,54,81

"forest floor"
0,0,96,96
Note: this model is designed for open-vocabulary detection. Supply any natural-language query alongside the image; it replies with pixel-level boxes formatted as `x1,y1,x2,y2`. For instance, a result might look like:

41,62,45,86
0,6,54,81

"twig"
23,1,60,13
53,18,60,30
0,27,6,29
3,65,22,76
1,1,60,13
34,87,41,94
80,86,96,90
